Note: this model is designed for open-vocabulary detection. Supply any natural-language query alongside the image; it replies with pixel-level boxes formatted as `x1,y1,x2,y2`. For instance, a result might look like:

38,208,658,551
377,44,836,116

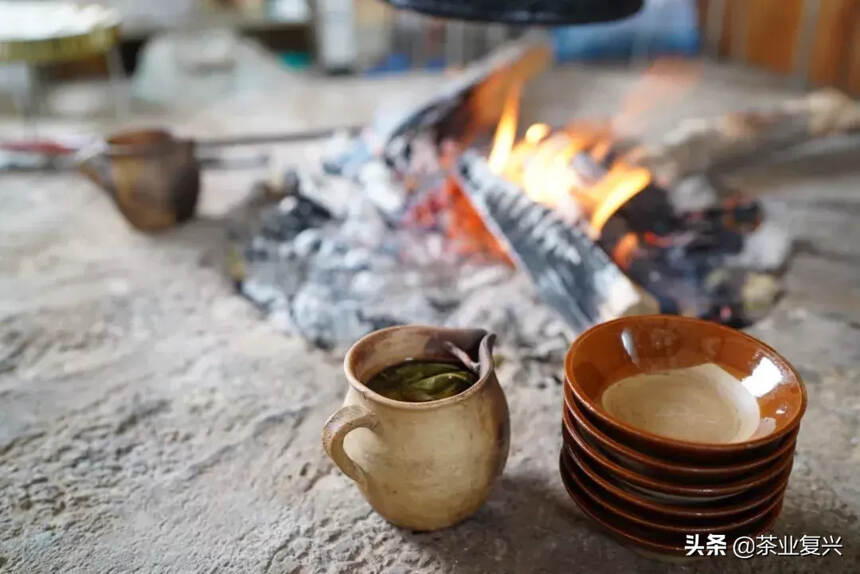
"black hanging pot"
382,0,644,25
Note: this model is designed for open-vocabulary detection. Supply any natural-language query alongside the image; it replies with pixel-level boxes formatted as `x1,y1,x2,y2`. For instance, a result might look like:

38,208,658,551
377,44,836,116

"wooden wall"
698,0,860,94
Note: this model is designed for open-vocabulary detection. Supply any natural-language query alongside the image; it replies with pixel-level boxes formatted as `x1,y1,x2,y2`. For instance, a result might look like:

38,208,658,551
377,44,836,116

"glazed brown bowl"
560,448,786,536
559,441,789,520
562,405,795,500
563,383,799,483
565,315,806,464
559,452,784,556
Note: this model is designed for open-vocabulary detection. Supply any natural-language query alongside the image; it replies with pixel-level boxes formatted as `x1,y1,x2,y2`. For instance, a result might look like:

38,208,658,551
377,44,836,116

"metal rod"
196,125,362,149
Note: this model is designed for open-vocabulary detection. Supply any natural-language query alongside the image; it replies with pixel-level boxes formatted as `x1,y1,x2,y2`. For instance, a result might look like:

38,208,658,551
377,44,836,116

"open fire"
487,83,652,238
225,38,860,348
443,75,784,330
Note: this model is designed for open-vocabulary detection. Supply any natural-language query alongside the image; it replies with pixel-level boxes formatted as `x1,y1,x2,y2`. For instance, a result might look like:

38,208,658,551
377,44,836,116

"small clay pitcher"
79,128,200,231
322,325,509,531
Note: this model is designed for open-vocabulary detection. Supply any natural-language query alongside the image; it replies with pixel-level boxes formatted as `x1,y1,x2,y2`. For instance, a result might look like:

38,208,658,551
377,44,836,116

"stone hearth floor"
1,65,858,573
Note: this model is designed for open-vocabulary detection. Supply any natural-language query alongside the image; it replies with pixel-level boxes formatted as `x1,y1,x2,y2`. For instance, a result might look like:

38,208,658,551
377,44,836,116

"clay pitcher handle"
322,405,378,488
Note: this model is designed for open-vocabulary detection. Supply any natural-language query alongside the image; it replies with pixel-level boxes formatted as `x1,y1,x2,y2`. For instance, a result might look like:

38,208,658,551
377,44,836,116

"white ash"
726,218,792,271
339,196,389,250
446,273,572,352
670,175,719,213
455,264,514,293
291,171,355,219
357,161,408,219
290,285,380,348
228,167,572,353
667,175,793,274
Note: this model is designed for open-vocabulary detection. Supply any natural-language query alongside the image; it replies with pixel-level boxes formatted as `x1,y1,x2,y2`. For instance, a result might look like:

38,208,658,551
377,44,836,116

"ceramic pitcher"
322,325,509,531
79,129,199,231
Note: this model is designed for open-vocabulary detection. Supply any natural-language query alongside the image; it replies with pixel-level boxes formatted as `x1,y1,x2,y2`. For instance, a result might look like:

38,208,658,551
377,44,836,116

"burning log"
382,34,552,150
324,34,552,178
636,89,860,185
458,73,795,327
457,150,657,332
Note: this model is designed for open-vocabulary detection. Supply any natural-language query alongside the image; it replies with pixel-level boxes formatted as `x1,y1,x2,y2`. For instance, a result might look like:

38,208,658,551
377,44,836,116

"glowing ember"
487,86,651,237
612,232,639,269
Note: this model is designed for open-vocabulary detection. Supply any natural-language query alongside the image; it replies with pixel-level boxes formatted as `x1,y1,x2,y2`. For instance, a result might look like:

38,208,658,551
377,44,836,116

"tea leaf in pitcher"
410,372,474,392
366,360,478,403
373,362,459,387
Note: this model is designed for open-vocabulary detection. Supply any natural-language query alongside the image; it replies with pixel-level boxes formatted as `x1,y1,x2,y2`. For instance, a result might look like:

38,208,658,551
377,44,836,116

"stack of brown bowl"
559,315,807,558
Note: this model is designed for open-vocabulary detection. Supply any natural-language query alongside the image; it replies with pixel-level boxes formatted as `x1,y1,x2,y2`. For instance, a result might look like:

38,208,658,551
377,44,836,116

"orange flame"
487,85,651,236
488,82,521,174
587,164,651,233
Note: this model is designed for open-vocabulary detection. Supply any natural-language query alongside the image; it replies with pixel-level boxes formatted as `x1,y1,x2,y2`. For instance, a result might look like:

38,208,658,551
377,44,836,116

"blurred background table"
0,1,123,117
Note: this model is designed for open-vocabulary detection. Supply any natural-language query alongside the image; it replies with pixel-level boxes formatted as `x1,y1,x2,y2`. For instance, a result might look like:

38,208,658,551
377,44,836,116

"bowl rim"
560,447,786,534
564,383,800,476
559,452,784,555
562,404,795,495
560,441,789,518
565,315,808,452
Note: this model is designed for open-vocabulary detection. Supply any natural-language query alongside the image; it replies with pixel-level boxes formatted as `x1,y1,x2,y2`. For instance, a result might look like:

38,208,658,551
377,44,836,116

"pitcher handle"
322,405,378,488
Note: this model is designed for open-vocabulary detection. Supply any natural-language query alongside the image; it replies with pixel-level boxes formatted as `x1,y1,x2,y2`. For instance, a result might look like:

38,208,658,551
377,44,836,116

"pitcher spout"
77,146,113,194
428,327,496,381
